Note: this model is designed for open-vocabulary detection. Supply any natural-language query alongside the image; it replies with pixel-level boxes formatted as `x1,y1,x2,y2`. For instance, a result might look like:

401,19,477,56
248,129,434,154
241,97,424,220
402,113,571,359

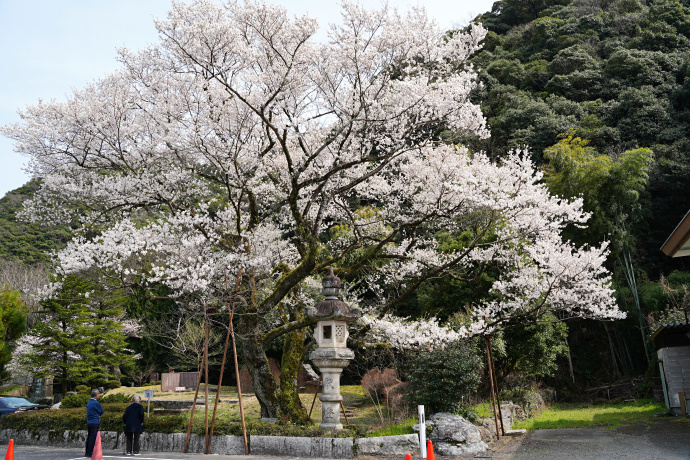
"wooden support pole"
308,378,321,419
307,377,349,423
203,318,210,451
184,350,206,453
485,335,500,440
208,269,243,454
230,301,249,454
486,335,505,436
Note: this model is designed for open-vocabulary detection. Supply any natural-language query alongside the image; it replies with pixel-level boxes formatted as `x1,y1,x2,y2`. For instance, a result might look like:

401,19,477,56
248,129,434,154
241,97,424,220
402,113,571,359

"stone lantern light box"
307,267,361,431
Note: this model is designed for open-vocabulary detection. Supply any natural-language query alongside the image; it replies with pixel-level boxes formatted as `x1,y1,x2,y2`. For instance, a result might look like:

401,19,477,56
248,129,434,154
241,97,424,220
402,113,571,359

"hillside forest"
1,0,689,421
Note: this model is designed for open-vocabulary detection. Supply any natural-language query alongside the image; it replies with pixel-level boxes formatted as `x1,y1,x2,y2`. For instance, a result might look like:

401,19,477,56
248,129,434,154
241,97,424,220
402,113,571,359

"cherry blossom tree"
2,0,622,419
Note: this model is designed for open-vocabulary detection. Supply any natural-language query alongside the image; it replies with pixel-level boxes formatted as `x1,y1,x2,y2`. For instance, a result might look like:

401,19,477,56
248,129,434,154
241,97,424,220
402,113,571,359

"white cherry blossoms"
2,0,622,352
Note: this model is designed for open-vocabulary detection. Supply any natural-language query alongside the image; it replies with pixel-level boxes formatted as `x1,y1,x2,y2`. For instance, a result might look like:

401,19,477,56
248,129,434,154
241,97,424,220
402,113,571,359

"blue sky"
0,0,495,198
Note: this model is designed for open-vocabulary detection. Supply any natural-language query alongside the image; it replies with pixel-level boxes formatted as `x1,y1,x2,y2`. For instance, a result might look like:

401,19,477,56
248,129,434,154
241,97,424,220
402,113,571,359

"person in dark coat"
123,395,145,456
85,389,104,457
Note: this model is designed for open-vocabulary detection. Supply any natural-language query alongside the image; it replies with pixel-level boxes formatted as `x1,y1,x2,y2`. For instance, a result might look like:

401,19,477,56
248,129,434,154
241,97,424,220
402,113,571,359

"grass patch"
369,417,417,437
513,399,667,430
473,402,494,418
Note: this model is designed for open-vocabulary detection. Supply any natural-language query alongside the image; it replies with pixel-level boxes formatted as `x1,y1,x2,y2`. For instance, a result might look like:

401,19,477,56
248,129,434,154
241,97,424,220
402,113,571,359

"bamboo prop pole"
485,335,500,440
184,346,207,453
306,377,350,424
207,269,243,454
486,336,505,436
204,318,211,451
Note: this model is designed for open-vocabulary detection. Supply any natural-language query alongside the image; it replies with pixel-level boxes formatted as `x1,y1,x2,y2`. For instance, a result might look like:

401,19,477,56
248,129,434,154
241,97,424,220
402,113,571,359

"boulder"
477,402,521,442
416,413,488,456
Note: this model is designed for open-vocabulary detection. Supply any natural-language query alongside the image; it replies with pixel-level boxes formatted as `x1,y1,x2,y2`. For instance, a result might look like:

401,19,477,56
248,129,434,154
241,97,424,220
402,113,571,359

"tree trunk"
278,325,309,424
237,314,279,418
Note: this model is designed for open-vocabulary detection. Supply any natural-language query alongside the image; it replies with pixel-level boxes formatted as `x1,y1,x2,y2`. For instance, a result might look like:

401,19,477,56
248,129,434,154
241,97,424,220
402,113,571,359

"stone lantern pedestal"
307,268,361,431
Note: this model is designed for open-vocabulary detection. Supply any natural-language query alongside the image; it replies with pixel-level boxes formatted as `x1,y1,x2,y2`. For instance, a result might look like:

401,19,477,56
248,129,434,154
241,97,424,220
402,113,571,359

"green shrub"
75,385,89,394
101,393,132,404
403,340,482,414
105,380,122,390
60,393,90,409
1,404,168,433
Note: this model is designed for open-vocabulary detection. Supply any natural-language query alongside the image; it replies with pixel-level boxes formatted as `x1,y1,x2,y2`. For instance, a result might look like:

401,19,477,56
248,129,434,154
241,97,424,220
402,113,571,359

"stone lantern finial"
306,268,361,321
322,267,341,299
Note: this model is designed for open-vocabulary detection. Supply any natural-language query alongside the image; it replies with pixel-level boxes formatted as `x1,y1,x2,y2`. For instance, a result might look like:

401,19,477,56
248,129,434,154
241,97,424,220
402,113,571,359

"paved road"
476,418,690,459
4,418,690,460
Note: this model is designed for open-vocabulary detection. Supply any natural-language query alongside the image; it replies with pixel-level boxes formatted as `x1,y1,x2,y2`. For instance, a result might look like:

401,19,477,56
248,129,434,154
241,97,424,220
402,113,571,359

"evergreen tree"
0,287,27,382
13,275,132,394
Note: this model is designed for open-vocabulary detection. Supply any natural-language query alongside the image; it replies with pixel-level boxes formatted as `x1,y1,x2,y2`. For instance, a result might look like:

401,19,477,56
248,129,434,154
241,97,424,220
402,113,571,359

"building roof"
650,322,690,341
661,210,690,258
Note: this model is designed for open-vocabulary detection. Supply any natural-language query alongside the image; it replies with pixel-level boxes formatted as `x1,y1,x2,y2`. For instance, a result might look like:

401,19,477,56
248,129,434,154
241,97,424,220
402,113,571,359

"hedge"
0,407,363,437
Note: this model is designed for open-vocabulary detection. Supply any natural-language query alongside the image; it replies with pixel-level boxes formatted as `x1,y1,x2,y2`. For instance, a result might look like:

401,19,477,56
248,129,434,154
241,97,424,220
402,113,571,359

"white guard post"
419,405,426,458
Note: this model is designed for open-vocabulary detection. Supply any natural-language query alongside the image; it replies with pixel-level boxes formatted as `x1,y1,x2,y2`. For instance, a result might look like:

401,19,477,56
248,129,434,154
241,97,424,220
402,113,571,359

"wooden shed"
650,322,690,415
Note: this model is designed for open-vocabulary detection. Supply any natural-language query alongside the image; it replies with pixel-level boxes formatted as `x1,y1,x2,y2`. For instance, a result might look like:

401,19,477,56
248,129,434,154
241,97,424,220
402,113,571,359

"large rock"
418,413,488,456
477,402,521,442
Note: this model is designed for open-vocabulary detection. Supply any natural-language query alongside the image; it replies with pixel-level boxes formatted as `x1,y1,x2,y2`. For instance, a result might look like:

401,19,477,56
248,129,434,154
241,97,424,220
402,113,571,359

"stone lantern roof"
306,267,361,321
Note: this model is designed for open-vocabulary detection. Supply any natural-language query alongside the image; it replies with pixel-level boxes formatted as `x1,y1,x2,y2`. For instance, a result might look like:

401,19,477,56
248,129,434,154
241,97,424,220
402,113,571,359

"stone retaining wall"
251,436,355,458
0,430,246,455
0,429,427,457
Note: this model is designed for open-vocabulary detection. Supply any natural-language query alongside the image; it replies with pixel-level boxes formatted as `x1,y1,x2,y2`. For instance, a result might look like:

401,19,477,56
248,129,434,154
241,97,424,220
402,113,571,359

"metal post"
144,389,153,418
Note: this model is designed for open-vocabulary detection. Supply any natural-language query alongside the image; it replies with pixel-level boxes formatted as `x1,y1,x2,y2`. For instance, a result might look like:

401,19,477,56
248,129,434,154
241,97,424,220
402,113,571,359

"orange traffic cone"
4,439,14,460
405,454,412,460
92,431,103,460
427,440,435,460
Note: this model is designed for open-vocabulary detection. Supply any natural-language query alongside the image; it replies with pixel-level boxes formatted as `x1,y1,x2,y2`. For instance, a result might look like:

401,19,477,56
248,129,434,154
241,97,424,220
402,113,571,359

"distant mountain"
467,0,690,274
0,181,72,265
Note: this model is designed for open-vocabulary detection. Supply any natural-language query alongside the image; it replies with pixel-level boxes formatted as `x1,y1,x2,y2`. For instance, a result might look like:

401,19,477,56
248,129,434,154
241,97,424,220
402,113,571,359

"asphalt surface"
3,418,690,460
455,417,690,459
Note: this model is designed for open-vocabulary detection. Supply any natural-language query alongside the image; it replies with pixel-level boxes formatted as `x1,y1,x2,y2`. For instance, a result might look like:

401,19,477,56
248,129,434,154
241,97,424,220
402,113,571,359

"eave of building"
660,210,690,258
649,322,690,341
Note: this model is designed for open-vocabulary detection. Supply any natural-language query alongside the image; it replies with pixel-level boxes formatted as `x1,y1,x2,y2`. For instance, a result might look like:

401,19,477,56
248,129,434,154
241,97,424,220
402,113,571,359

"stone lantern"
307,268,361,430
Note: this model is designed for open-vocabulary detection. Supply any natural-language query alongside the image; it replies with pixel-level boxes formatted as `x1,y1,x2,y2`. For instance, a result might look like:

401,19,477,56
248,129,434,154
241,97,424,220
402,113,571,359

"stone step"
505,429,527,436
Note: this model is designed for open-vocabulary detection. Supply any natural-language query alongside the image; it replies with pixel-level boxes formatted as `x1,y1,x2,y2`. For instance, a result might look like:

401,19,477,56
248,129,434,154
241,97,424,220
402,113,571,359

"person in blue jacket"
123,395,145,456
85,389,104,457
